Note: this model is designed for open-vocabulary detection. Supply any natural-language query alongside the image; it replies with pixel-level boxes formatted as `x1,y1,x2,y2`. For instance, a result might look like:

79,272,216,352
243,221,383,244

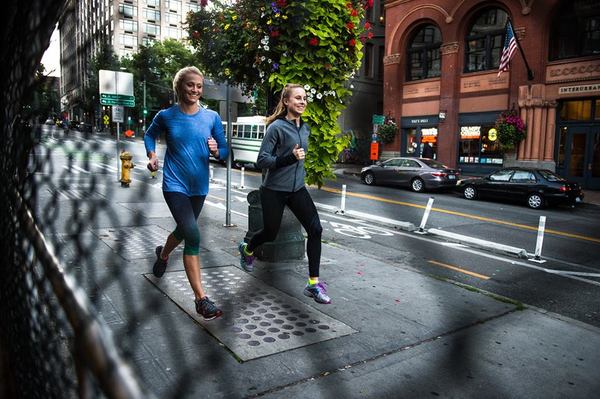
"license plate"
448,175,456,180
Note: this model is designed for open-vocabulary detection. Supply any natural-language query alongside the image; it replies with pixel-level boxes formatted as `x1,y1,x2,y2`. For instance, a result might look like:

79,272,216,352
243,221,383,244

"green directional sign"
100,93,135,107
372,114,385,125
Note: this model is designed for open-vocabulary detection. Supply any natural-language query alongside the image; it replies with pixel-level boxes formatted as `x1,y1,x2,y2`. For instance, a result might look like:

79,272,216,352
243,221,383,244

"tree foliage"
187,0,374,187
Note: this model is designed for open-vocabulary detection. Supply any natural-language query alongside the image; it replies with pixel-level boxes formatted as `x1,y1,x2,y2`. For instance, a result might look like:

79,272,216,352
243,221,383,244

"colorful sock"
243,244,253,256
308,277,319,286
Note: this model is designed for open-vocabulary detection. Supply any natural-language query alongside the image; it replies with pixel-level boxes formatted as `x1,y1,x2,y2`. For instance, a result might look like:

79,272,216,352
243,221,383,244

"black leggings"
163,191,206,255
248,186,323,277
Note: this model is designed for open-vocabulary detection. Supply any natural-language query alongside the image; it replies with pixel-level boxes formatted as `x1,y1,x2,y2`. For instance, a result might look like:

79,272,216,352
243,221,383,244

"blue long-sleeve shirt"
144,105,228,196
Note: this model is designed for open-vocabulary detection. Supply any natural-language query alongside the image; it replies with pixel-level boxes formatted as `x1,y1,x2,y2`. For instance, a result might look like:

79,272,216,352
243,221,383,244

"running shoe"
238,242,255,272
303,282,331,304
152,246,168,278
195,297,223,320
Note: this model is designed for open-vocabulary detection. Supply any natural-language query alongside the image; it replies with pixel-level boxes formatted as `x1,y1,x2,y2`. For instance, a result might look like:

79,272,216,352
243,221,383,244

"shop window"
559,100,592,121
407,24,441,81
465,8,508,72
459,125,503,164
549,0,600,60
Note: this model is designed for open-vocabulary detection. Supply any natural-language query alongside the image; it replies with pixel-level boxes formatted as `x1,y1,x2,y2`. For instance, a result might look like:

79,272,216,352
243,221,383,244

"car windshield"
420,159,448,169
538,169,566,182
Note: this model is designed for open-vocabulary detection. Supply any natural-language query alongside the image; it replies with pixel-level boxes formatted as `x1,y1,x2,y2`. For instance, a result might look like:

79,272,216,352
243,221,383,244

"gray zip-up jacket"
256,117,309,192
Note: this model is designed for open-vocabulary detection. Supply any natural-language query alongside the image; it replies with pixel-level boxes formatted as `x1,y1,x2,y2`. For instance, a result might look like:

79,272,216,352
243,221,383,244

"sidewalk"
334,164,600,206
84,186,600,399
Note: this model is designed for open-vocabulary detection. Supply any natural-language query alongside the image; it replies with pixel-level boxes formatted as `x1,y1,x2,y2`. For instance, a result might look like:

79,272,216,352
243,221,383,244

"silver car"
360,157,460,192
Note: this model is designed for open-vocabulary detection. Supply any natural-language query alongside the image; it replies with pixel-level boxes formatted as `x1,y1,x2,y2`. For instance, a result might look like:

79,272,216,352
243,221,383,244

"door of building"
564,126,600,189
402,126,438,158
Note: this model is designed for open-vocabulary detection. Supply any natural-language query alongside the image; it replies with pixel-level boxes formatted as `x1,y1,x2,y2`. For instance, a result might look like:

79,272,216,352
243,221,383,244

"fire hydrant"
120,151,134,187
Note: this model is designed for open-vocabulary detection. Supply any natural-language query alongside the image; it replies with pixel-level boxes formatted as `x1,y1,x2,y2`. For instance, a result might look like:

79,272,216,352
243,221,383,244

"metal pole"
143,80,146,133
240,166,245,189
339,184,347,214
224,83,234,227
116,121,120,181
416,197,435,234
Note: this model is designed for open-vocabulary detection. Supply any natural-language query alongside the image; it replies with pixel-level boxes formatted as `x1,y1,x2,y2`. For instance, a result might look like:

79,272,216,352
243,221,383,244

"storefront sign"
488,128,497,141
401,116,439,127
460,126,481,139
558,84,600,95
403,81,440,99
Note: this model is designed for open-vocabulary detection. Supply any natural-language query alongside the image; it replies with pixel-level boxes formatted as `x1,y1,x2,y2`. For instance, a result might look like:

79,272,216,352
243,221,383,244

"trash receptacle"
244,189,305,262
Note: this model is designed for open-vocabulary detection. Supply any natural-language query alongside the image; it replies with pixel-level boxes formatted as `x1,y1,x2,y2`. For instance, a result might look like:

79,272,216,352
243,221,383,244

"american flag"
498,20,517,77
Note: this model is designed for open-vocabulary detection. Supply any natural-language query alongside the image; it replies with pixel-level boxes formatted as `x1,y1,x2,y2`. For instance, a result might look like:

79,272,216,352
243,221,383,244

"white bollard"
240,166,245,189
209,165,214,182
416,197,435,234
339,184,347,214
529,215,547,263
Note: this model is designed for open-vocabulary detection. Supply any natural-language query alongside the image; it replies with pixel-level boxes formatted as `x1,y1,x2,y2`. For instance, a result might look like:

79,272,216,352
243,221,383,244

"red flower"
363,0,374,10
359,35,367,44
351,9,358,17
367,31,373,39
276,0,287,7
348,38,356,47
364,21,371,30
346,2,353,9
346,22,354,30
192,31,200,39
270,29,280,38
309,37,319,46
200,0,208,7
324,63,332,70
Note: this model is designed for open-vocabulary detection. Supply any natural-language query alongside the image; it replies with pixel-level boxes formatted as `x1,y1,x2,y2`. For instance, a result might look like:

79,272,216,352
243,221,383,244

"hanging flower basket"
377,118,397,144
495,109,526,152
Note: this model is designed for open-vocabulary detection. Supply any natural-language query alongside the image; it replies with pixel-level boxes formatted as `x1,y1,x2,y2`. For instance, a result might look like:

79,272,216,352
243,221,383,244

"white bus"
221,116,266,167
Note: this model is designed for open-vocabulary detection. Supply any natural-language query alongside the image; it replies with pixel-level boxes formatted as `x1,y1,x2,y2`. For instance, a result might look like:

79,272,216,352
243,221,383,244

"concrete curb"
427,228,529,258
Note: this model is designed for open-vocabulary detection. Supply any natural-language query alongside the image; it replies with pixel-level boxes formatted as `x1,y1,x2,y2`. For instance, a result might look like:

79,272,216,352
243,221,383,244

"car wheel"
463,185,478,200
363,171,376,185
527,193,544,209
411,177,425,192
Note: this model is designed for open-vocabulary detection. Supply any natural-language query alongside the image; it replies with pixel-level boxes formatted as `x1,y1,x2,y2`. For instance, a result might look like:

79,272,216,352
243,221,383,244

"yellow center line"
428,260,490,280
319,185,600,244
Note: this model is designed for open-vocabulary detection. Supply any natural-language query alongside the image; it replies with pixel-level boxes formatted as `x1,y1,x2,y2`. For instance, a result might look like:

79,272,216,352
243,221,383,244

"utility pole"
143,80,147,133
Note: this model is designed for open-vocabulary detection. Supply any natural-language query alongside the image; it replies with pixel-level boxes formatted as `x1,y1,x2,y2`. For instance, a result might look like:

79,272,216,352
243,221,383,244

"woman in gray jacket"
238,83,330,304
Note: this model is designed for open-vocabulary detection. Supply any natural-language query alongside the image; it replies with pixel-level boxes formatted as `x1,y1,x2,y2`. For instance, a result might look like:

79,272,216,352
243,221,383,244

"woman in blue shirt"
144,66,228,320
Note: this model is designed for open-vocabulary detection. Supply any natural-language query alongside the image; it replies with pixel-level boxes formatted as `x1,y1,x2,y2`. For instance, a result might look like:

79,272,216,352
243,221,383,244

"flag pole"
509,18,534,81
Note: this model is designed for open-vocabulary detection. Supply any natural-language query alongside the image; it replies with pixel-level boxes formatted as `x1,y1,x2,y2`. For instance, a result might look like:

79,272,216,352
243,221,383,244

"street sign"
99,70,135,107
370,142,379,160
103,115,110,125
112,105,124,123
100,93,135,107
372,114,385,125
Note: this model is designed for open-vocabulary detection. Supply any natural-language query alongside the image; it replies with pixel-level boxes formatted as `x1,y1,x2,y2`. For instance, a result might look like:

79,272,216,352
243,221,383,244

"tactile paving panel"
146,266,356,361
92,225,197,260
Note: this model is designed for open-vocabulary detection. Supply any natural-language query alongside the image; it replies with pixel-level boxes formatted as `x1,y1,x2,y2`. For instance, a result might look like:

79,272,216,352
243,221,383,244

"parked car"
360,157,460,192
456,168,584,209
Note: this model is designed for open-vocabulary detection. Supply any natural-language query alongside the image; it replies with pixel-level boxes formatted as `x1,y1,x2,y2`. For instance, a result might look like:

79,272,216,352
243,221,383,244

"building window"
166,26,182,39
144,9,161,22
142,36,157,46
120,34,138,48
550,1,600,60
406,24,441,81
364,43,373,78
458,125,503,164
120,19,138,33
465,8,508,73
119,4,135,18
166,13,180,25
165,0,181,13
188,2,200,12
147,0,160,7
144,23,161,36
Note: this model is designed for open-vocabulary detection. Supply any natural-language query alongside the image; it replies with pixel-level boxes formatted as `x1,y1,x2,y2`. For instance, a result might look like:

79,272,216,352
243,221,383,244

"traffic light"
143,108,148,116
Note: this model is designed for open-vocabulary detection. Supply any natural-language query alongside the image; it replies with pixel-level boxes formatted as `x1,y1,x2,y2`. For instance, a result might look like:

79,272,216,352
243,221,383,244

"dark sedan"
457,168,584,209
360,157,460,192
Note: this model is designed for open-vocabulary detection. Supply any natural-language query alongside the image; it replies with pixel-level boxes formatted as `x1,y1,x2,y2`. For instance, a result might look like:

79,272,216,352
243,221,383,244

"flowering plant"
495,109,526,151
187,0,374,187
377,118,397,144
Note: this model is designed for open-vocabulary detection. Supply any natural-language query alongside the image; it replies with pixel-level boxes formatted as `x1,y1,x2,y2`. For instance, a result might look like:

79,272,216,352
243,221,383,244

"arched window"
465,8,508,73
406,24,442,81
550,0,600,60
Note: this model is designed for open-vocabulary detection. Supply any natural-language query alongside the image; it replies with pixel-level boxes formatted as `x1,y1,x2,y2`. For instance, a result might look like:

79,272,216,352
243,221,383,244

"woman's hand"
208,137,219,158
147,154,159,172
292,144,305,160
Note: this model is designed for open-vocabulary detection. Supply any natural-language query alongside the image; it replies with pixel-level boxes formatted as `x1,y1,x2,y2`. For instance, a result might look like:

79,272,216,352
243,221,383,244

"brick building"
383,0,600,189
